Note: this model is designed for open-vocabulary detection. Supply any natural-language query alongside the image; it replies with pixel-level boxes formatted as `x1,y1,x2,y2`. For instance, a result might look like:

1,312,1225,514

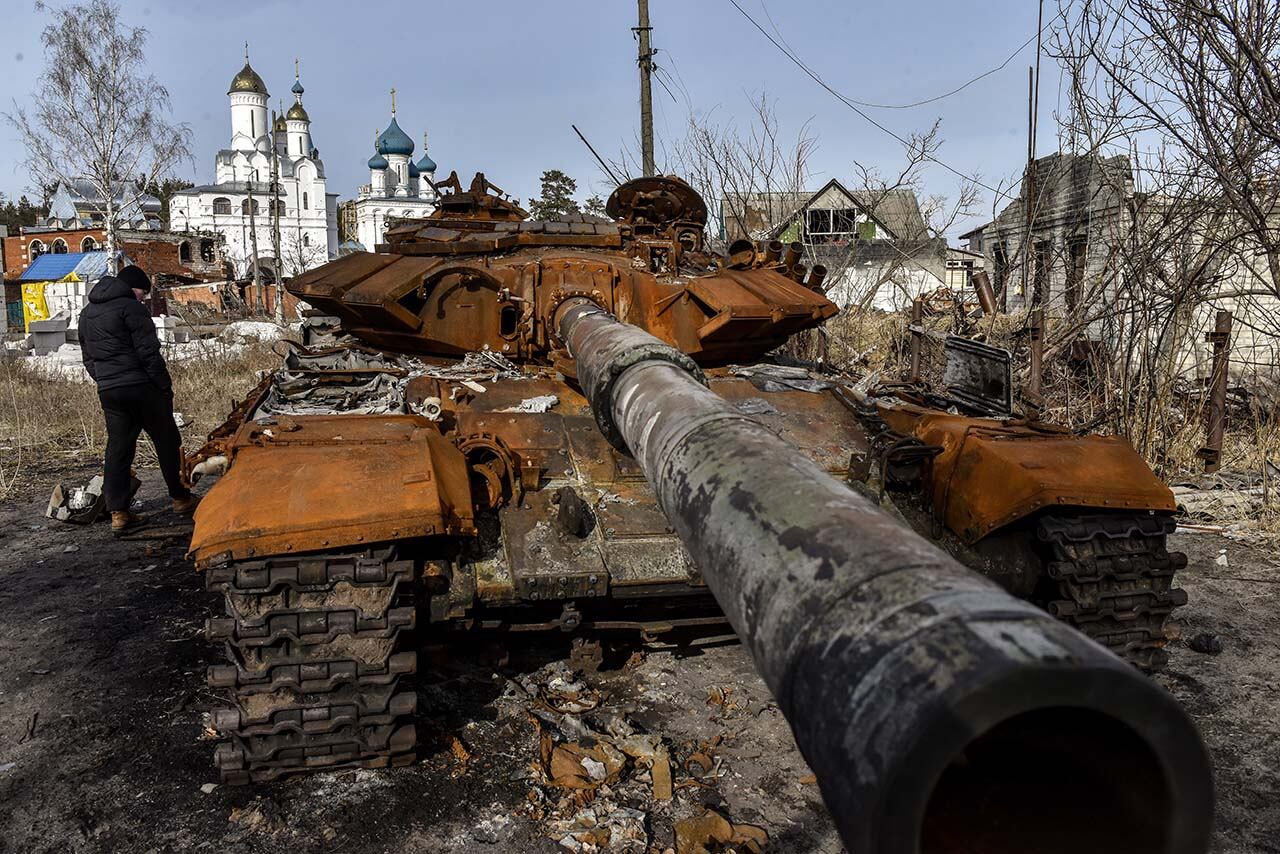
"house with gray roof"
720,179,946,310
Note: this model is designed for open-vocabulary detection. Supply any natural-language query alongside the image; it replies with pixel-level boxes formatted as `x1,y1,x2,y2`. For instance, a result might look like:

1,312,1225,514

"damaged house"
721,179,946,311
962,151,1280,383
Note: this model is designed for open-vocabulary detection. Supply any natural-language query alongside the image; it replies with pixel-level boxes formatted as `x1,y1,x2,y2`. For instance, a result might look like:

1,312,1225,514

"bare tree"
670,92,817,251
5,0,191,273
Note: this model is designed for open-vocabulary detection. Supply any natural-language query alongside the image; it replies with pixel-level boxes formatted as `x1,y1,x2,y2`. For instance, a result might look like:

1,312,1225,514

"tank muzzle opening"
920,707,1171,854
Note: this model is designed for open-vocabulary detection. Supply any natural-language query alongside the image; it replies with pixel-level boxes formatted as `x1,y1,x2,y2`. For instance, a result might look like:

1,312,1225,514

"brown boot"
172,494,201,515
111,510,146,535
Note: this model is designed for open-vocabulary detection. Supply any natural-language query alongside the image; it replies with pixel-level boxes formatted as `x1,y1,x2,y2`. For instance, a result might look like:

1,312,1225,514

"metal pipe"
764,240,783,264
807,264,827,292
972,269,998,316
726,238,755,270
1028,307,1044,398
789,263,807,284
908,297,924,381
1199,310,1232,473
557,300,1212,854
782,241,802,270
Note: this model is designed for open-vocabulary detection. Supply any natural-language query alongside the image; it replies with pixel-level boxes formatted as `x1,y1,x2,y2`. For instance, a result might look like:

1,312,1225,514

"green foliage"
0,194,46,231
140,176,194,229
583,194,608,217
527,169,580,221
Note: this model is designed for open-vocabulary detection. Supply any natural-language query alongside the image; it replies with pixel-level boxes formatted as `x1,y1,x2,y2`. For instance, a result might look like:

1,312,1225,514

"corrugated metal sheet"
17,251,110,282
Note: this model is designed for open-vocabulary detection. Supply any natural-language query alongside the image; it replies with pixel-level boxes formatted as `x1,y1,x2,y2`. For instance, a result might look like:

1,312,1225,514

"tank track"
1036,513,1188,671
204,547,418,784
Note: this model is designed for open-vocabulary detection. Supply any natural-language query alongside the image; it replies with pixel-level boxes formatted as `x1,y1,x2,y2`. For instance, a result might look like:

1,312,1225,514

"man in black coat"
79,265,197,532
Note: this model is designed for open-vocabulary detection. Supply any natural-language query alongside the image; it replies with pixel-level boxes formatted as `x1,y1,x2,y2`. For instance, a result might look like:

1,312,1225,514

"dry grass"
0,340,280,499
821,306,1276,489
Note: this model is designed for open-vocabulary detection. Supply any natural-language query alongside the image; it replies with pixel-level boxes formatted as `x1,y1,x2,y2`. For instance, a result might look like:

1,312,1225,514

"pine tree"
527,170,580,220
583,194,608,217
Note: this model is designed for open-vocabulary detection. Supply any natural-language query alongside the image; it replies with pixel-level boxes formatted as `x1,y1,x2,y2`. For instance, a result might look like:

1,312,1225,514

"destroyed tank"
183,172,1191,795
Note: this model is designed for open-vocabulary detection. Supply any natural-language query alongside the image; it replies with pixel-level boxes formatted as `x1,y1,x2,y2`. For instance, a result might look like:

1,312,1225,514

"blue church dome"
368,152,388,170
416,152,437,173
408,161,421,178
291,79,305,95
376,118,414,156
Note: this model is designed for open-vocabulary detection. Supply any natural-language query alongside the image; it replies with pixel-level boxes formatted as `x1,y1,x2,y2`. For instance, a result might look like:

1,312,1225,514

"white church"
353,90,440,251
169,53,338,280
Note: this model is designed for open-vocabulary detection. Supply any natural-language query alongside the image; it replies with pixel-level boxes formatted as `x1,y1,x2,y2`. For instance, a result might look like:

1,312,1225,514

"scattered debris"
1188,633,1224,655
673,808,767,854
62,545,79,554
199,783,218,794
0,762,15,774
1216,549,1230,568
732,398,778,416
547,798,648,852
449,735,471,778
501,394,560,414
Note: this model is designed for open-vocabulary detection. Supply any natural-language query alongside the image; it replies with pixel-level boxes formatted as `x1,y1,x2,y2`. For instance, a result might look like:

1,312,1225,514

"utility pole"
270,106,284,323
246,170,262,306
636,0,655,177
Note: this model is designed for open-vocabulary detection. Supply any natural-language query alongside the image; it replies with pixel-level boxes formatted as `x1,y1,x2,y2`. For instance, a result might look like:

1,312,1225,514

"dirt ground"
0,462,1276,854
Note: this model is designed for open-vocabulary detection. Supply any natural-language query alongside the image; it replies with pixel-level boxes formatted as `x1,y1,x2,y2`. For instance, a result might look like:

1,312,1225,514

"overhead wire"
729,0,1039,201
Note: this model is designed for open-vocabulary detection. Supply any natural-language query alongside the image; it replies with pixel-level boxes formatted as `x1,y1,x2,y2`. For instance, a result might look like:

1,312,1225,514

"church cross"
390,87,397,117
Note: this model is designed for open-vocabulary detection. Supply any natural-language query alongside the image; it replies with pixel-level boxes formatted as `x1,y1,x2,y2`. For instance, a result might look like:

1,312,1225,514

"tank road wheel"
204,548,418,784
1036,513,1189,672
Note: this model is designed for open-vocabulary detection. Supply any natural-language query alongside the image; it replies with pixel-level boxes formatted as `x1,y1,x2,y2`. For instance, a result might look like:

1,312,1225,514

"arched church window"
303,192,308,210
29,239,45,258
213,197,232,215
303,233,311,247
51,238,68,254
81,236,98,251
179,241,191,262
241,199,260,215
276,200,287,217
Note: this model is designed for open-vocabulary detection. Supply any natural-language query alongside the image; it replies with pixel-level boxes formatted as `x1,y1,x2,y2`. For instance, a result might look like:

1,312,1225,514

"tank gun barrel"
556,298,1212,854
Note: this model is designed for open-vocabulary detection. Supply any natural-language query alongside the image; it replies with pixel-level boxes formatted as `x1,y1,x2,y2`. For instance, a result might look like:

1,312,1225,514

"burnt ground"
0,462,1276,854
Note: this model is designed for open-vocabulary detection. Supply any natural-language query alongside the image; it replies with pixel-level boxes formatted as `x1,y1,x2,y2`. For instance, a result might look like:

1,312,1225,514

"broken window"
1033,240,1052,307
212,197,232,215
805,208,861,244
993,243,1009,309
179,241,191,262
51,238,67,254
80,236,98,251
241,199,260,216
200,239,215,262
29,239,45,258
1066,239,1087,311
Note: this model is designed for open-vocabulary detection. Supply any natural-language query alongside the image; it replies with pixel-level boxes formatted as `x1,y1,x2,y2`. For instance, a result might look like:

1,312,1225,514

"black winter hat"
117,264,151,293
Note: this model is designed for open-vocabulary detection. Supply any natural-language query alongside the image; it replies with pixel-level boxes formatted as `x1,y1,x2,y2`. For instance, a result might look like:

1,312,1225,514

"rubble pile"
494,663,767,854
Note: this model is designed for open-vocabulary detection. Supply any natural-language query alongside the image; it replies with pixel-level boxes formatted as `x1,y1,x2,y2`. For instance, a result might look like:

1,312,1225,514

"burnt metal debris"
185,172,1210,850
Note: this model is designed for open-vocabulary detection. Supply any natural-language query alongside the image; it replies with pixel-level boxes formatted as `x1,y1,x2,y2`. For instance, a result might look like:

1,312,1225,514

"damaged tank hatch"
184,173,1205,849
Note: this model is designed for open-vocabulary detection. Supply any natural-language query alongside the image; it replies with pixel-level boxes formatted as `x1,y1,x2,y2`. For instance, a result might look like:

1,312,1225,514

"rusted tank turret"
186,174,1208,852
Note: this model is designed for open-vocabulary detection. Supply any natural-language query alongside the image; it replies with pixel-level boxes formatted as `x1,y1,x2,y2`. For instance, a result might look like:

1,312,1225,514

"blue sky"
1,0,1061,237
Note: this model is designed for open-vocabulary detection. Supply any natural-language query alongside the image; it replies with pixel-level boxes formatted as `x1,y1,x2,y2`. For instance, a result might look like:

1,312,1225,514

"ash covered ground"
0,464,1276,853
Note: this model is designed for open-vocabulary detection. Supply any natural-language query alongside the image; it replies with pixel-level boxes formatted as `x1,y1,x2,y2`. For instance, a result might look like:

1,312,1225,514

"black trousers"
99,383,190,512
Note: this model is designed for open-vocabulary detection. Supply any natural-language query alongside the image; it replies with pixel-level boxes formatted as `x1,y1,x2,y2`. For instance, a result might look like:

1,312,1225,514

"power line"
768,4,1066,111
726,0,1019,201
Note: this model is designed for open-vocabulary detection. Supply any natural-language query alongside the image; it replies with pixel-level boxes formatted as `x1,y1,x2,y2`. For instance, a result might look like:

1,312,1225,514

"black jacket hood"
88,275,137,304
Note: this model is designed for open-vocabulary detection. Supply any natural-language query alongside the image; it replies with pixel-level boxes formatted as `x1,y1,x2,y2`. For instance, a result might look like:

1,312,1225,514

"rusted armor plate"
189,415,473,566
877,404,1177,543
